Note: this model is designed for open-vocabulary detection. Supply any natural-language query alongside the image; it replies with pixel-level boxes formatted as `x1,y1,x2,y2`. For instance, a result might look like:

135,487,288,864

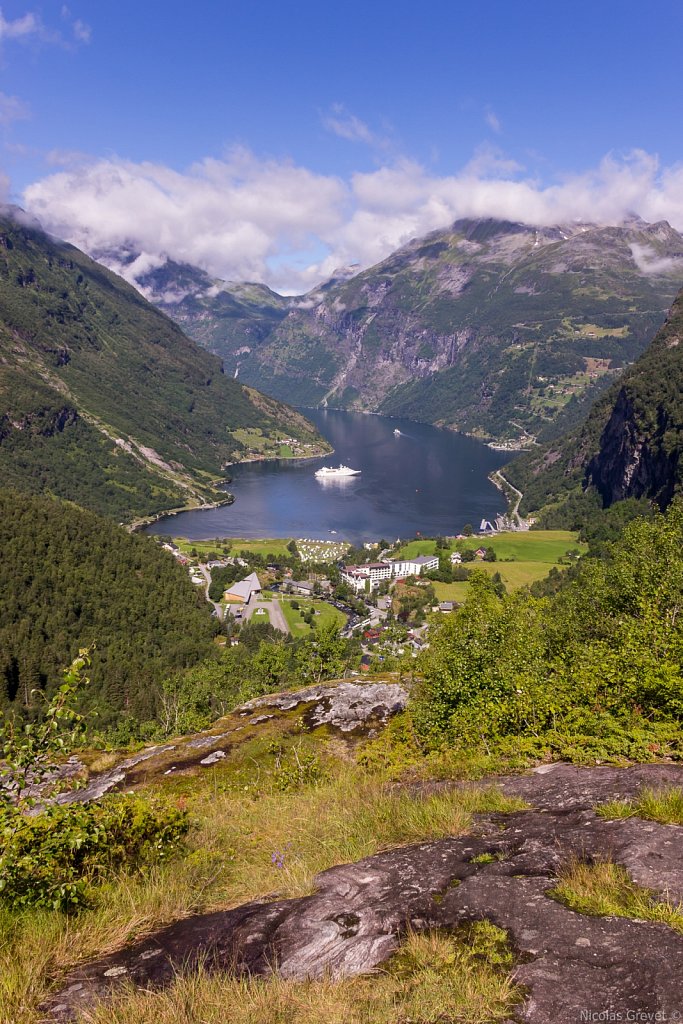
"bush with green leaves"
412,503,683,756
0,795,188,911
0,650,189,911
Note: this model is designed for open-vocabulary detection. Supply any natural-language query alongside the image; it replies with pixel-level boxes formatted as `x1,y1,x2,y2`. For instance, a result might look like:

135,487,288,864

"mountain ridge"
128,216,683,442
0,209,328,519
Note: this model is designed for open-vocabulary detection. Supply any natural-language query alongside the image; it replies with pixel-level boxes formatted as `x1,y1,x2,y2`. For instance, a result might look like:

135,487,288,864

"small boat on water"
315,464,361,478
393,428,402,436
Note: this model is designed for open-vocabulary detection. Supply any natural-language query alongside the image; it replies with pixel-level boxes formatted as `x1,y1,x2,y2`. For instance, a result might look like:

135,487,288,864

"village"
153,525,582,673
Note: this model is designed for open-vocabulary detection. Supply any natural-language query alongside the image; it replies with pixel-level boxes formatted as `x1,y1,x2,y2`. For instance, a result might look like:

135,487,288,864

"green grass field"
432,581,470,603
431,560,559,601
397,531,585,563
280,598,347,636
172,537,350,562
173,537,295,559
413,531,587,603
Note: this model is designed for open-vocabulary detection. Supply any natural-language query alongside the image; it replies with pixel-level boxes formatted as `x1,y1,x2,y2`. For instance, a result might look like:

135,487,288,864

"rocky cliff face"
138,217,683,442
508,284,683,516
586,389,681,508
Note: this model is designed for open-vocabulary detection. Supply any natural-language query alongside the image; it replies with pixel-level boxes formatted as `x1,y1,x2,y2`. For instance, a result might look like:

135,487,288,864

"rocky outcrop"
44,762,683,1023
240,680,408,733
29,680,408,807
507,282,683,516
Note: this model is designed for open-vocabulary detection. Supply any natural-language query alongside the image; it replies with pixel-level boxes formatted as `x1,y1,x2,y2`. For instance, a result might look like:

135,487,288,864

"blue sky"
2,0,683,291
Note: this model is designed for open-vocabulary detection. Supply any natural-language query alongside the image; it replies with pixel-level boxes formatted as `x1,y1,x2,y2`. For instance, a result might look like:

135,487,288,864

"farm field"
173,537,294,559
431,558,561,602
397,531,585,563
420,531,587,604
172,537,349,561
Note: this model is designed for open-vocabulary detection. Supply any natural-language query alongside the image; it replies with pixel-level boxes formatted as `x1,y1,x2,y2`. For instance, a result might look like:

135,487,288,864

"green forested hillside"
0,209,326,519
413,503,683,758
506,285,683,523
0,490,216,727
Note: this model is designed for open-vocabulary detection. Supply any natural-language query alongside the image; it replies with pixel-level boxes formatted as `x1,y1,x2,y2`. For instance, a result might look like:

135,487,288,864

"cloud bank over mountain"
23,146,683,294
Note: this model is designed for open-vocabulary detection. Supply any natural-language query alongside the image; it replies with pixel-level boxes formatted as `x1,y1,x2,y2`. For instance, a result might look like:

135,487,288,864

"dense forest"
0,490,216,727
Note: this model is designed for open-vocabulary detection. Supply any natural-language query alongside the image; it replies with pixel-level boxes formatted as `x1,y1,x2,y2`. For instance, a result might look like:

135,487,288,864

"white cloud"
24,149,347,292
629,242,682,277
461,143,523,179
22,146,683,294
0,5,90,48
0,92,30,125
72,18,90,43
0,8,39,40
45,146,90,166
485,108,501,133
323,104,376,145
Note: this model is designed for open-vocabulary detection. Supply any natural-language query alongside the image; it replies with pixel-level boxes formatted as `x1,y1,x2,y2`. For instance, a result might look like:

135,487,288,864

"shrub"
0,650,188,912
0,795,189,911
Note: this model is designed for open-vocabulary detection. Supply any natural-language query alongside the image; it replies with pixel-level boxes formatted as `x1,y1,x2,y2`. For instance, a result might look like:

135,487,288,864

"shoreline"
129,446,334,534
127,493,235,533
223,445,333,469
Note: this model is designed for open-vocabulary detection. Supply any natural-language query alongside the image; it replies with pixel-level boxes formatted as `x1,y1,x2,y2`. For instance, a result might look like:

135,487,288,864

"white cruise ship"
314,464,361,478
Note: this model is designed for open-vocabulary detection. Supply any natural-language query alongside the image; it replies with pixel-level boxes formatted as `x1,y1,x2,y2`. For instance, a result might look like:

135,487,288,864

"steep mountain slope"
130,258,291,365
125,257,360,375
506,285,683,517
0,209,327,519
0,489,216,727
230,217,683,441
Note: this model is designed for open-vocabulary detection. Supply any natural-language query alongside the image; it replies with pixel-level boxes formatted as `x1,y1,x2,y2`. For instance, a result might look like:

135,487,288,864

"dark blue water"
145,409,512,544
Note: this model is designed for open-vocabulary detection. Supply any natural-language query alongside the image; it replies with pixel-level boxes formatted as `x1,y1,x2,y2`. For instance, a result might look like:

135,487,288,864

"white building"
224,571,261,604
341,562,391,592
340,567,372,593
341,555,439,592
390,555,439,578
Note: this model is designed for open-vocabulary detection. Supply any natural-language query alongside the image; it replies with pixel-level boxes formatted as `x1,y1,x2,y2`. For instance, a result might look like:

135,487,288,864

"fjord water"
146,409,511,544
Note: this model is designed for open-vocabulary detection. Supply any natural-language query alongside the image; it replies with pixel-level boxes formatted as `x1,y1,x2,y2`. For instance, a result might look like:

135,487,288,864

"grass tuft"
75,921,522,1024
597,785,683,825
552,858,683,933
0,770,525,1023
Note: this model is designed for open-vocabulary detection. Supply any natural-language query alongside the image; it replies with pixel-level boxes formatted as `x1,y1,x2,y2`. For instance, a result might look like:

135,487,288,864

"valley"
6,7,683,1023
5,218,683,1024
0,210,330,521
138,218,683,446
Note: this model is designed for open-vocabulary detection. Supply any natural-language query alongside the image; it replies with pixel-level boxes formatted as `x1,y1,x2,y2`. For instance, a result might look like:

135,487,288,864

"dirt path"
196,563,223,619
45,762,683,1023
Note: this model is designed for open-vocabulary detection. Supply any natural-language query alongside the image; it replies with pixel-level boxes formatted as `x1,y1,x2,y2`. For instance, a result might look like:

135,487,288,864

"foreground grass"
552,859,683,934
0,769,526,1023
597,785,683,825
78,922,522,1024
